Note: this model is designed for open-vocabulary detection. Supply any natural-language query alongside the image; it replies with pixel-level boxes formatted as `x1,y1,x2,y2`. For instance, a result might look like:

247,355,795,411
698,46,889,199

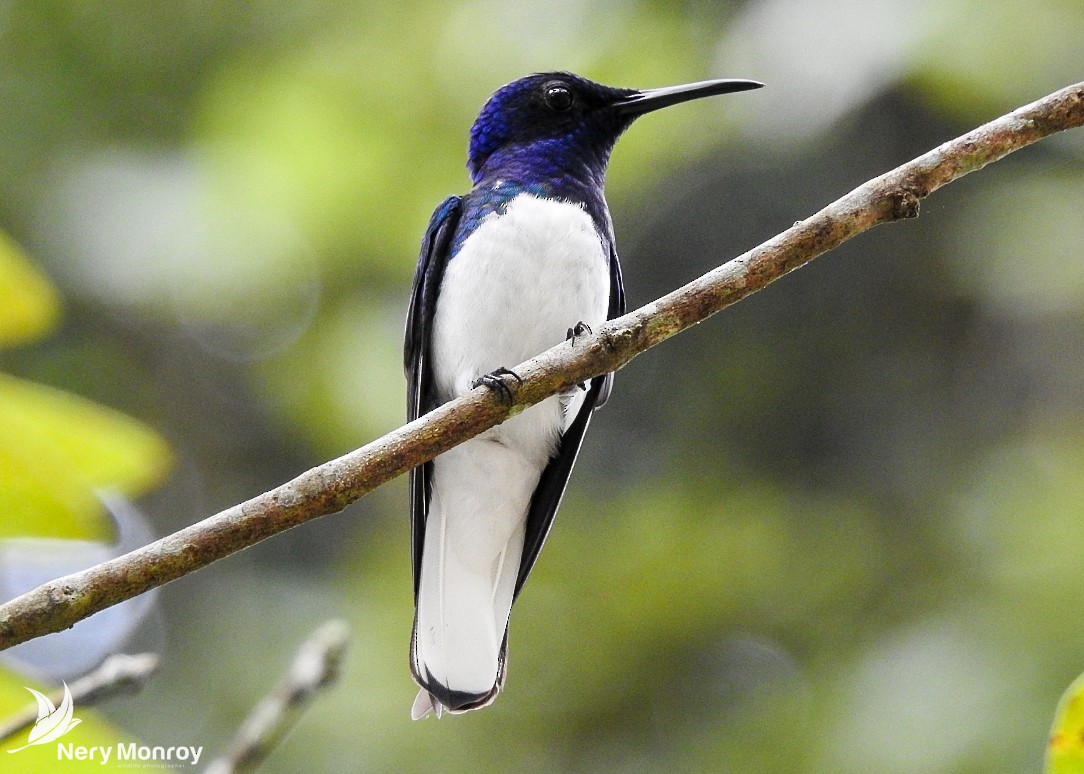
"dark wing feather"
594,241,626,409
405,195,462,597
513,242,626,597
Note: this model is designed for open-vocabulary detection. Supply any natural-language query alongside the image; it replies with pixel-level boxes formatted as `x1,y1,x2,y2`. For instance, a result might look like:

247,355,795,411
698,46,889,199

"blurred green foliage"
1050,671,1084,774
0,372,170,540
1,1,1084,773
0,233,59,347
0,231,169,761
0,233,170,540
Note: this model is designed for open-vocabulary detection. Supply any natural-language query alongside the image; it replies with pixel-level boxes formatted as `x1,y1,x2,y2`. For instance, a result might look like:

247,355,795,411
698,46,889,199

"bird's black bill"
614,78,763,117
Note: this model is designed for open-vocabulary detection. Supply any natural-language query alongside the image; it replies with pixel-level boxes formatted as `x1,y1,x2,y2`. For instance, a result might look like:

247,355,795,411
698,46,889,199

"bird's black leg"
471,367,523,404
565,322,593,391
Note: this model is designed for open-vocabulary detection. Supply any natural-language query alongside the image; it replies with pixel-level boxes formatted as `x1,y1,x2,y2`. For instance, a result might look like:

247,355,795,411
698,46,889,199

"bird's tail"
410,439,534,718
410,631,508,720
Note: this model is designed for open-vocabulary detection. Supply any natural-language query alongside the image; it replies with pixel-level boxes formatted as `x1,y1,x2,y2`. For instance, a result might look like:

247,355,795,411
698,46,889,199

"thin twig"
203,620,350,774
0,82,1081,652
0,652,160,743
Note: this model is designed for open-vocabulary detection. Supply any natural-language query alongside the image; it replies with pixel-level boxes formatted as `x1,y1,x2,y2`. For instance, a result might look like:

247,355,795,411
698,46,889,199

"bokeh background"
2,1,1084,772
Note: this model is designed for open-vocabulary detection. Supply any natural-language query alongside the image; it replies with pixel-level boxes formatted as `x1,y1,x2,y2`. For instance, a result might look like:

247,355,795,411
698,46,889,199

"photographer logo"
7,683,203,766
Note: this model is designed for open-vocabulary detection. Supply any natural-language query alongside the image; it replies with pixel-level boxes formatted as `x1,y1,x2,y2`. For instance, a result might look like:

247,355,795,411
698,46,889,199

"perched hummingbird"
404,71,762,719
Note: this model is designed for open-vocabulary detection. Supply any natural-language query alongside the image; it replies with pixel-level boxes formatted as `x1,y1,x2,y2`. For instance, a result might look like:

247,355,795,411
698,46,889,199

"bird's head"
466,71,762,186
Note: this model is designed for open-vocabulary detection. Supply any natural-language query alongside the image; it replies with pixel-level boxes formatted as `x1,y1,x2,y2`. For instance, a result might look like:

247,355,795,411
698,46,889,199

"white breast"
430,191,610,466
431,192,610,401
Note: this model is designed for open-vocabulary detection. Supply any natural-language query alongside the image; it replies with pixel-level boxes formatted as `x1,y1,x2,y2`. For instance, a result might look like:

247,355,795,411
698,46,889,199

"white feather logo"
7,683,82,753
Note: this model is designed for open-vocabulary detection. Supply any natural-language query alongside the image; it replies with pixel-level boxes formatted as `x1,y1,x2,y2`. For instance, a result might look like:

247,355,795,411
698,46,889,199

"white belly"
430,192,610,463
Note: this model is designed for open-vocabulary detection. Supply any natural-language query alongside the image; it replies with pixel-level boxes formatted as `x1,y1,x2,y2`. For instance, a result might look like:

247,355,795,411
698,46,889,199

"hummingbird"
404,71,762,719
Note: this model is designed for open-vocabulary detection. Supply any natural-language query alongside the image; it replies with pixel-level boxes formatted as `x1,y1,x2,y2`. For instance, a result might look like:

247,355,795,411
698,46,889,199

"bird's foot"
565,321,592,346
471,367,523,404
565,322,592,391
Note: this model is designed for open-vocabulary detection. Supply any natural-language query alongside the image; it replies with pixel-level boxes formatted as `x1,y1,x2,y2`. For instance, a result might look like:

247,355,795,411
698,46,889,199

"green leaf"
1047,671,1084,773
0,374,171,541
0,232,60,349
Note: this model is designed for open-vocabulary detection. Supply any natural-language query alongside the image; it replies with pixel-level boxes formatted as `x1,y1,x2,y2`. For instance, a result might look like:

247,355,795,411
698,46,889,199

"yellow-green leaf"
0,233,60,348
0,374,171,541
1047,671,1084,773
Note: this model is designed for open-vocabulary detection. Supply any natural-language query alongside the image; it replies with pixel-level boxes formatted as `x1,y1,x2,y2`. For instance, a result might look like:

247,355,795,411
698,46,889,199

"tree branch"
203,620,350,774
1,81,1081,652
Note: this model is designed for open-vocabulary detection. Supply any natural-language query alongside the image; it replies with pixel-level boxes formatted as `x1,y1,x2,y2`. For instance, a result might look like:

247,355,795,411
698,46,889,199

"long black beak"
614,78,763,117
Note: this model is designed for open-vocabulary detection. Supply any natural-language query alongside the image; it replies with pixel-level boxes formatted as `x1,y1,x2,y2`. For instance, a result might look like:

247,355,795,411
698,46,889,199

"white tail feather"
413,437,538,703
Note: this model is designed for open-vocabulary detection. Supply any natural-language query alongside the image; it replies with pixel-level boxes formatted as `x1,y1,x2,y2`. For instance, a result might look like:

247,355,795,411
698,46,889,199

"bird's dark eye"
543,81,574,112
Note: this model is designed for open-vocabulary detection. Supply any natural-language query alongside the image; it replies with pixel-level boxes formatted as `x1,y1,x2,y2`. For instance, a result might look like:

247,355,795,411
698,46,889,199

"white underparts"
412,193,610,706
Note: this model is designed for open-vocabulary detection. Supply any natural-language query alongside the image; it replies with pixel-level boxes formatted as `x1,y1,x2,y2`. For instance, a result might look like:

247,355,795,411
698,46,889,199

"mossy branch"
1,81,1082,651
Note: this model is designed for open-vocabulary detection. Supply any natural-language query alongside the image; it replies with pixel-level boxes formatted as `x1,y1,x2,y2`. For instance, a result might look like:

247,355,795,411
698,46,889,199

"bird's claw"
566,321,593,346
565,323,592,392
472,367,523,404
